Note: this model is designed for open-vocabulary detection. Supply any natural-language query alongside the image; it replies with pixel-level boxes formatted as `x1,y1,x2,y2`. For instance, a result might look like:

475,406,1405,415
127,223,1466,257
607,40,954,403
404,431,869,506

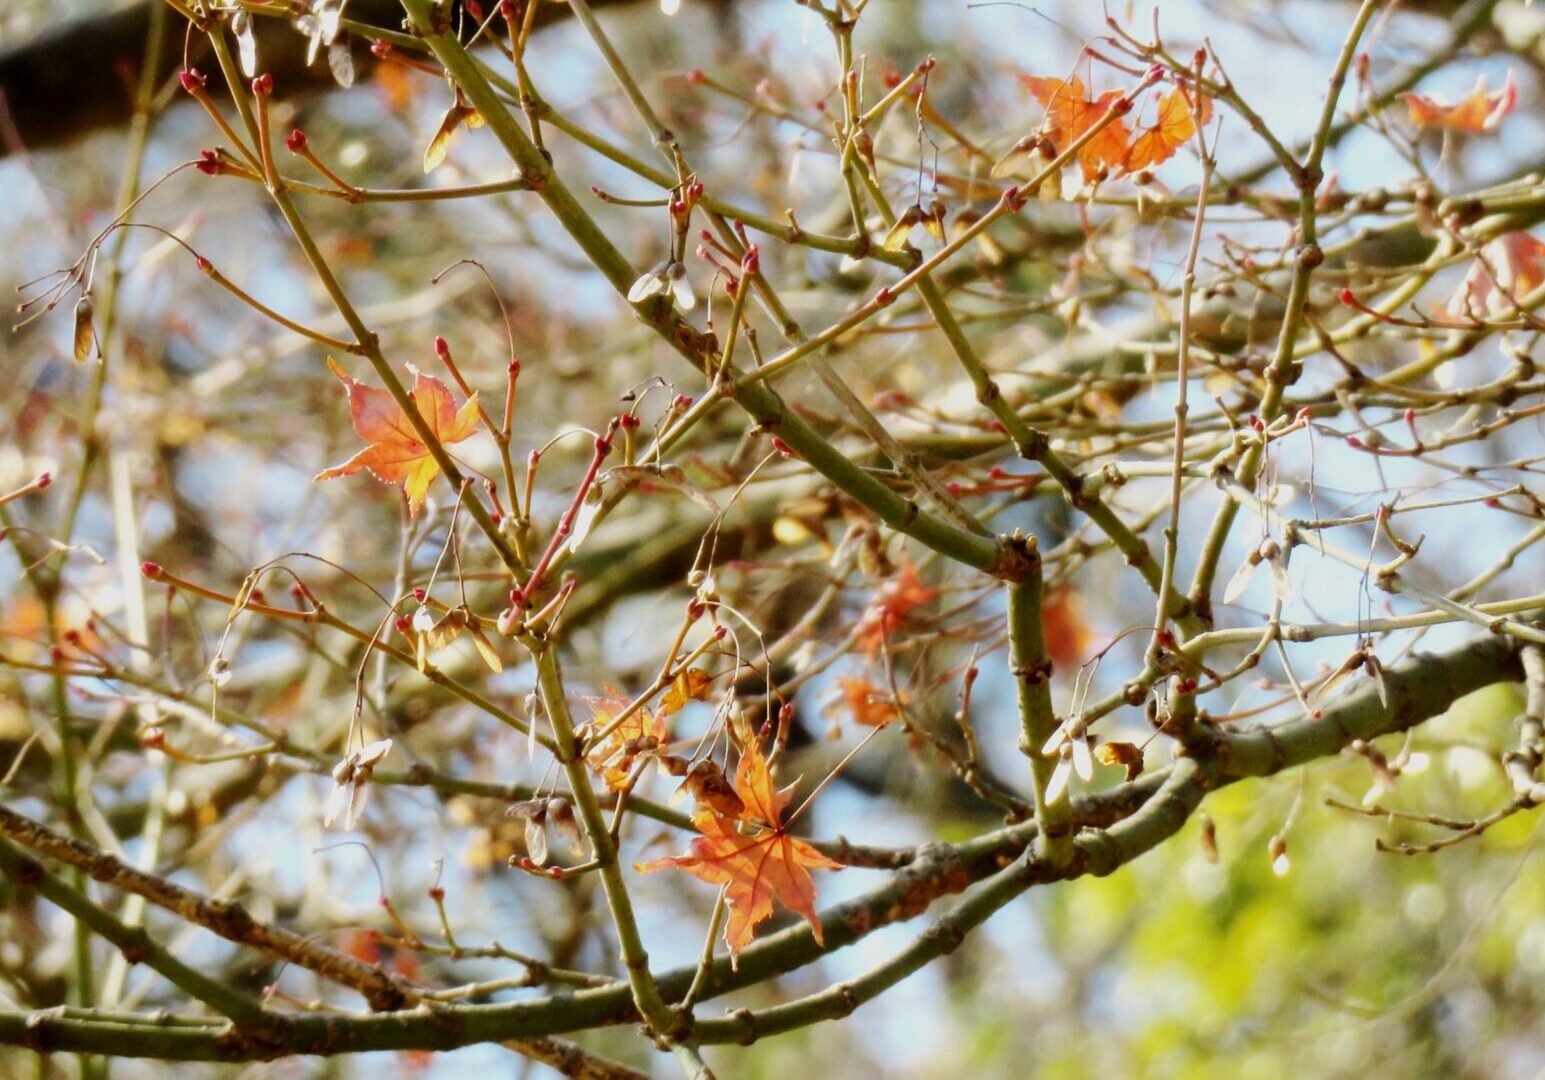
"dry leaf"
660,668,713,717
585,689,667,790
1042,587,1092,671
681,760,746,818
1095,740,1144,781
830,676,902,728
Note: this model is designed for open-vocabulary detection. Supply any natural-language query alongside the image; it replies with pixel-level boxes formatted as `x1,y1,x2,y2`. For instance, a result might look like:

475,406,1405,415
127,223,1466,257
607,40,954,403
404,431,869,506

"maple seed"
72,295,96,362
140,562,164,580
325,739,393,831
179,69,206,94
286,129,309,154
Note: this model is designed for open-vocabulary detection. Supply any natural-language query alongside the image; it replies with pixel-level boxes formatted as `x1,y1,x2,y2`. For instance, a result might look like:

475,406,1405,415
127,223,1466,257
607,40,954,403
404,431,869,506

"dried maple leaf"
1400,72,1516,133
315,357,479,517
1439,232,1545,322
659,668,713,718
1122,87,1211,174
584,688,667,791
680,759,746,818
1095,740,1144,781
855,561,937,655
636,737,840,963
1020,74,1132,182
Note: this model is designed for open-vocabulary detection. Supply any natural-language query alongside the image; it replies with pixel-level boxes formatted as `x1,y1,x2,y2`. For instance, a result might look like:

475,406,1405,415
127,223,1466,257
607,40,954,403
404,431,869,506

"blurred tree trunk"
0,0,703,157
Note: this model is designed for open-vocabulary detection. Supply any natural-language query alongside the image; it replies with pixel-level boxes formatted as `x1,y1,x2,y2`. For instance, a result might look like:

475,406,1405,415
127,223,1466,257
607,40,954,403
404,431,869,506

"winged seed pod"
232,8,257,77
72,295,96,363
324,738,393,831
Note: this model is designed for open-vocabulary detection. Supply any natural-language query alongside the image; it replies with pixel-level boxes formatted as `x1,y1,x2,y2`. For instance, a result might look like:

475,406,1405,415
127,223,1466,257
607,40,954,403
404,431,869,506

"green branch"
0,630,1521,1060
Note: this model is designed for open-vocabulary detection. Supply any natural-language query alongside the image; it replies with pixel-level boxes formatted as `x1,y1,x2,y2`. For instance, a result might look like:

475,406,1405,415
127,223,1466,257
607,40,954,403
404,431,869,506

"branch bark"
0,628,1523,1060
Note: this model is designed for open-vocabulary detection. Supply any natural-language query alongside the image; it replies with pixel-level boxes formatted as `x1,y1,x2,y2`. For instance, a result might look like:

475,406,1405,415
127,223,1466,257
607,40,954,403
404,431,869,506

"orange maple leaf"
1122,87,1211,174
659,667,713,718
637,737,840,963
831,676,903,728
315,358,479,517
1042,587,1093,671
1439,232,1545,322
585,688,668,791
855,561,937,655
1400,72,1516,134
1020,74,1131,182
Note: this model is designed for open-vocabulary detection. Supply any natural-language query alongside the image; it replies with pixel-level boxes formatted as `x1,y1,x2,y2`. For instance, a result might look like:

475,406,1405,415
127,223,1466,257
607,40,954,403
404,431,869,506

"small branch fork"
0,632,1524,1059
2,0,1540,1074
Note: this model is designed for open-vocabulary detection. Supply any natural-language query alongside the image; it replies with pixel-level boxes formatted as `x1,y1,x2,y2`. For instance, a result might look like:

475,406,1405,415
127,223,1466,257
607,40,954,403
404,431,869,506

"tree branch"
0,629,1522,1060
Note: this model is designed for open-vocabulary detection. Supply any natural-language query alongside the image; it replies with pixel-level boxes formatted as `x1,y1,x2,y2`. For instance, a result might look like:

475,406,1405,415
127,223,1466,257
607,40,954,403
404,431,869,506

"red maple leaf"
1020,74,1132,182
315,358,479,517
636,737,840,963
831,676,903,728
855,561,937,655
